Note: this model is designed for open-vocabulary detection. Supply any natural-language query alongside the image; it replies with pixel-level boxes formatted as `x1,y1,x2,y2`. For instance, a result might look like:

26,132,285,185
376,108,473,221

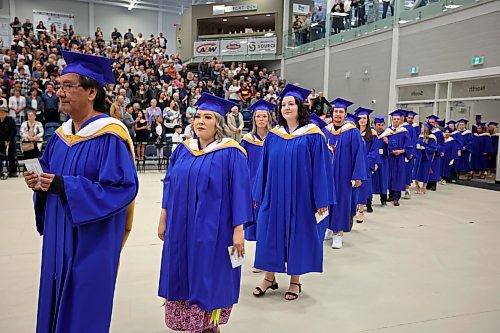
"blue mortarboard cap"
248,99,276,113
195,92,237,117
477,122,486,126
345,113,358,123
310,114,327,129
331,98,354,110
61,51,115,87
488,122,498,127
475,114,482,119
438,120,445,127
424,122,434,130
279,84,311,101
373,115,386,124
388,109,406,117
446,120,456,125
354,107,374,117
457,119,469,124
426,115,440,121
405,110,418,117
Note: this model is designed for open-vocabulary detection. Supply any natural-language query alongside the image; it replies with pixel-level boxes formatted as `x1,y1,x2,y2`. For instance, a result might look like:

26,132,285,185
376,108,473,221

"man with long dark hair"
23,51,138,333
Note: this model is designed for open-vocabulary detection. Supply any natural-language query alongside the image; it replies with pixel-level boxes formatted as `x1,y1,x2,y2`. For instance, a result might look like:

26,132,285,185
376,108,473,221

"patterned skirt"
165,300,232,333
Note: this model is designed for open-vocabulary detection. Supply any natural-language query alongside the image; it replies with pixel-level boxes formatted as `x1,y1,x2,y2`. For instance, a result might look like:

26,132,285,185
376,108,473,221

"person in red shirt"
238,82,251,108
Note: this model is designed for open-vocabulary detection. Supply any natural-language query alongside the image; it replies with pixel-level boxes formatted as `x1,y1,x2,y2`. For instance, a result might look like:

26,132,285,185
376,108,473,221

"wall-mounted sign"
220,39,247,55
398,84,435,101
451,77,500,99
409,66,419,75
193,37,277,57
293,4,310,15
213,4,258,15
193,40,220,57
471,56,484,66
247,37,277,54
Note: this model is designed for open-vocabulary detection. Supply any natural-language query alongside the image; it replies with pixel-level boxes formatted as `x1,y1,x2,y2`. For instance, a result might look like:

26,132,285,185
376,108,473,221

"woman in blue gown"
240,99,274,273
488,122,498,172
252,84,335,301
354,107,380,223
453,119,474,179
441,127,461,183
470,123,492,179
413,123,437,194
157,93,253,333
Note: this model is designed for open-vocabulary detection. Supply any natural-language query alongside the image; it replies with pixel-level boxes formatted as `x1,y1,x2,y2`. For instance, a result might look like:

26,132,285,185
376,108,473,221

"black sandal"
253,278,278,297
284,282,302,301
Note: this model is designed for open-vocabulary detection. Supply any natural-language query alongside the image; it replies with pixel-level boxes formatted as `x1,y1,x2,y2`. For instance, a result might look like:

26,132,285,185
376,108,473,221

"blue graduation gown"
489,133,499,170
470,133,492,171
34,115,138,333
322,122,367,232
240,133,265,241
453,129,474,172
412,134,437,183
253,124,335,275
159,138,253,312
429,128,444,182
403,123,417,186
381,126,412,192
441,137,461,177
358,128,380,205
372,129,389,195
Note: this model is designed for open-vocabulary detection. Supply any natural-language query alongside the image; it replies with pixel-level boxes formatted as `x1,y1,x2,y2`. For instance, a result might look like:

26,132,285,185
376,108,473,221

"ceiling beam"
71,0,185,15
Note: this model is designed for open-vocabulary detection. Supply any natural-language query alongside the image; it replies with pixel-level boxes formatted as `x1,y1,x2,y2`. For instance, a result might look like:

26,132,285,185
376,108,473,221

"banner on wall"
0,20,10,47
293,4,310,15
247,37,277,54
193,37,277,57
33,10,75,33
193,40,220,57
220,39,247,55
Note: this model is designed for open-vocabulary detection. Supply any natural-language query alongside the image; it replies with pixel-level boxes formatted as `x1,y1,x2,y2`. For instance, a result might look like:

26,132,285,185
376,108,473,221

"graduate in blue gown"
412,123,437,194
441,127,461,183
240,99,275,244
402,110,418,199
354,107,380,223
157,93,253,332
252,84,335,301
472,114,482,134
372,116,390,205
322,98,366,249
380,110,412,206
23,51,139,333
470,123,492,179
453,119,474,179
488,122,499,171
424,115,444,191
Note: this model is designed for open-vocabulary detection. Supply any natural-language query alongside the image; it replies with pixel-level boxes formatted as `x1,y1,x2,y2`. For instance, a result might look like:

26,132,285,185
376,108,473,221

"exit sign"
472,56,484,66
409,66,419,75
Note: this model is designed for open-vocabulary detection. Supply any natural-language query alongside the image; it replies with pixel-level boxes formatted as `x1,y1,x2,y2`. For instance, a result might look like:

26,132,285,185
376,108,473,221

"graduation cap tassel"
209,308,221,332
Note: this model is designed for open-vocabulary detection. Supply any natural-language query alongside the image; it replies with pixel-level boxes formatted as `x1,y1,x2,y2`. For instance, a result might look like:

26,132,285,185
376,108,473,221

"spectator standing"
122,104,136,140
110,95,125,121
26,88,43,122
10,17,22,36
124,28,134,42
111,27,122,43
382,0,394,19
19,109,44,159
14,66,31,96
0,104,17,177
22,19,33,36
146,99,162,128
331,0,346,34
8,88,26,124
42,83,59,124
226,105,244,142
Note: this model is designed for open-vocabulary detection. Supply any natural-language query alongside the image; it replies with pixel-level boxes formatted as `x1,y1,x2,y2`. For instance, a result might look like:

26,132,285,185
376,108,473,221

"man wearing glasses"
23,51,138,333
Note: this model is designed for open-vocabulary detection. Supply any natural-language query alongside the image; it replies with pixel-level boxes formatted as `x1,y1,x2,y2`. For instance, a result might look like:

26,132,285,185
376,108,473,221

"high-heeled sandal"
356,211,364,223
253,278,278,297
285,282,302,301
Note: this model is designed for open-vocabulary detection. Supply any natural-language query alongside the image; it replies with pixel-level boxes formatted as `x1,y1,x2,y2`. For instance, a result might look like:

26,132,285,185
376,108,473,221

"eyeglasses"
59,83,82,93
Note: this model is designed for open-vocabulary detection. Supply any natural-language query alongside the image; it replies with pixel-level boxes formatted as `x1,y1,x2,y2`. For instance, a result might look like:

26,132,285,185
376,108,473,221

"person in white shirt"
8,89,26,124
184,117,193,140
171,125,184,152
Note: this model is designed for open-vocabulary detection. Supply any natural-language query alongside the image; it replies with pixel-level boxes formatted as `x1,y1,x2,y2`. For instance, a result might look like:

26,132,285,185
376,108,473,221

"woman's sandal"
356,211,364,223
253,278,278,297
284,282,302,301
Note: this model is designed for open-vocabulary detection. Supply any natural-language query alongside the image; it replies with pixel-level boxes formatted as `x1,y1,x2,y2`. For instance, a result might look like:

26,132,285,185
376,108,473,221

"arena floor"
1,173,500,333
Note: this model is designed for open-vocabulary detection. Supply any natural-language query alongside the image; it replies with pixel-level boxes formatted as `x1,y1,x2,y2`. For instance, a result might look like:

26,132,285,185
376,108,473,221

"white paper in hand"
315,210,329,224
24,159,43,175
449,159,454,166
228,246,246,268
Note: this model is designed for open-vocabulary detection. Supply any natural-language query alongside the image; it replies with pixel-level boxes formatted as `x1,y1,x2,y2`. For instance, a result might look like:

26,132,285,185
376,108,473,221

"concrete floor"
1,173,500,333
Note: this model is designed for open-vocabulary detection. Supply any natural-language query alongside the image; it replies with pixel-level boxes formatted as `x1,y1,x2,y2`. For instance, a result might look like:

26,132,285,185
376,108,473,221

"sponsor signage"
193,37,277,57
213,4,258,15
247,37,277,54
193,40,220,57
220,39,247,55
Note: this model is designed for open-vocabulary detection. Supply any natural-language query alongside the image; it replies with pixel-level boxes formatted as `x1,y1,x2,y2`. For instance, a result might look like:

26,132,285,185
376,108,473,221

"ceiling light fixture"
128,0,138,10
223,18,228,21
266,14,271,17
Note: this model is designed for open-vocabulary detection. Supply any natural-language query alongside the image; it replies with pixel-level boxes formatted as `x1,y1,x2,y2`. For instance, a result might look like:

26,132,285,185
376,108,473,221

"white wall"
8,0,181,53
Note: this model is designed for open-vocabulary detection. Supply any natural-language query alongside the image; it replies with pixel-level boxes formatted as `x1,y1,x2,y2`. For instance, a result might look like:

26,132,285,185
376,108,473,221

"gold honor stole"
55,117,136,249
241,133,265,147
271,123,326,139
183,137,248,158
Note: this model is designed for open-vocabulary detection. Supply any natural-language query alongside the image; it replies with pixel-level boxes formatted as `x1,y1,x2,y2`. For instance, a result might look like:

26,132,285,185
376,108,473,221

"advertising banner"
193,40,220,57
247,37,277,54
220,39,247,55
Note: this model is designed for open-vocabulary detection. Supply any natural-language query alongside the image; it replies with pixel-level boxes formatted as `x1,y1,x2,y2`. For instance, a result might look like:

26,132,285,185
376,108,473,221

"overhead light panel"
128,0,138,10
445,4,461,9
